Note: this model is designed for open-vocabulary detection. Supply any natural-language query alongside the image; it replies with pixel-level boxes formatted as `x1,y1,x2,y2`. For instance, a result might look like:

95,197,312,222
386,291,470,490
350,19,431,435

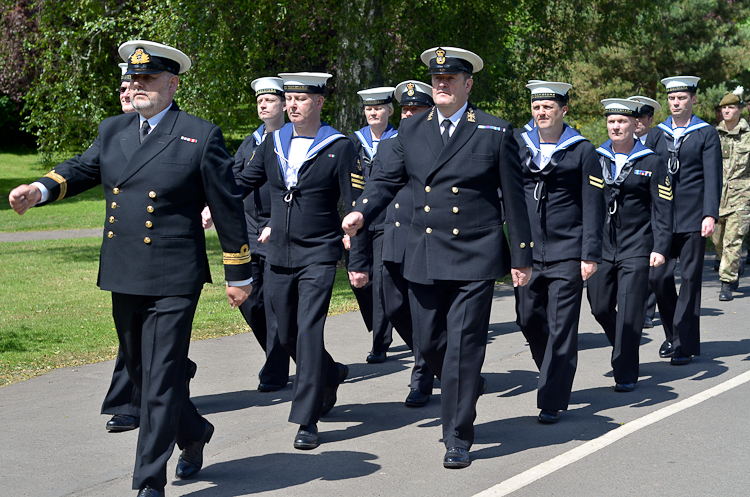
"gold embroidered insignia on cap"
223,244,251,265
130,48,151,65
589,175,604,189
44,170,68,201
436,48,446,64
406,83,415,96
467,108,476,123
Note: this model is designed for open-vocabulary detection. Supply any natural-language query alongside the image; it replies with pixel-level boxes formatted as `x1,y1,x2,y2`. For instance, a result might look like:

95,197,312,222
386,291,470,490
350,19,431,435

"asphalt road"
1,254,749,497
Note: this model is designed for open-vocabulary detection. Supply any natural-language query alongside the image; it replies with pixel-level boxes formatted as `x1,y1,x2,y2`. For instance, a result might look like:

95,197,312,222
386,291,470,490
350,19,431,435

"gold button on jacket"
426,227,432,233
111,202,117,209
395,221,401,227
107,231,114,238
109,216,115,224
113,187,119,194
425,186,431,192
453,228,459,235
145,221,153,228
143,237,151,244
452,207,459,213
424,205,430,212
148,191,156,199
452,187,459,194
147,206,154,213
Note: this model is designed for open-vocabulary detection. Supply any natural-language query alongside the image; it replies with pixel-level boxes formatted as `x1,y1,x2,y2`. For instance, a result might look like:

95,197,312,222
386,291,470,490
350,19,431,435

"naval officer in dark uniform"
646,76,722,365
9,41,253,497
229,76,291,391
343,46,533,469
586,98,673,392
235,72,364,451
348,87,398,363
514,80,604,424
378,80,437,407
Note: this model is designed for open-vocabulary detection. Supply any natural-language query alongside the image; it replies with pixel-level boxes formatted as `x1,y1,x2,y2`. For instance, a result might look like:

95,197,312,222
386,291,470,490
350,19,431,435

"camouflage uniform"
712,118,750,283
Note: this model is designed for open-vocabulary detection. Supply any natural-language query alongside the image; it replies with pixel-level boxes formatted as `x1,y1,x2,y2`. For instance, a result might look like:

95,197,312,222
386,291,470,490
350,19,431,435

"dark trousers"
649,231,704,357
268,263,341,425
644,285,657,320
238,255,290,386
587,257,650,384
101,348,141,417
351,230,394,353
515,259,583,411
111,292,206,491
382,260,435,393
408,278,494,449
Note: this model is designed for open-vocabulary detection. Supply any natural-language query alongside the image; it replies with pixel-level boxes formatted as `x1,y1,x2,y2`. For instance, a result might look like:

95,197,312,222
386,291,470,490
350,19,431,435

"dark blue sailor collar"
273,122,346,169
596,138,653,162
657,115,710,137
521,123,587,158
354,124,398,160
252,123,267,146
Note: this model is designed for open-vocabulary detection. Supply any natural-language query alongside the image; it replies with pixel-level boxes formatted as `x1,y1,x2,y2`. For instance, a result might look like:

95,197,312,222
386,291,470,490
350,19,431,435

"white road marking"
473,369,750,497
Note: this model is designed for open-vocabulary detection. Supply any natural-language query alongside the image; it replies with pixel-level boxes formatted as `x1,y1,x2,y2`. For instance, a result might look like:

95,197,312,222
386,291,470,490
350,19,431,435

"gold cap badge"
406,82,415,96
436,48,446,64
130,48,151,65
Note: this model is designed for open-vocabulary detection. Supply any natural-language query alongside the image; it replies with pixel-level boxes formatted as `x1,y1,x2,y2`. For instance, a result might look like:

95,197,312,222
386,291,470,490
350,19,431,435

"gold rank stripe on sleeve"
351,173,365,190
44,170,68,201
658,184,673,200
223,244,251,265
588,175,604,189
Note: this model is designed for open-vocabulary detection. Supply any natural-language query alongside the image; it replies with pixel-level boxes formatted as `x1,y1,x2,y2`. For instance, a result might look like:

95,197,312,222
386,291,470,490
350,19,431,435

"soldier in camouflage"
712,88,750,301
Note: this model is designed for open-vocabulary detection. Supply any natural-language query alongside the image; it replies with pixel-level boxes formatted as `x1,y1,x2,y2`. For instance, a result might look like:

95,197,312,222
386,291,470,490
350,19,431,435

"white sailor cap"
119,40,191,75
118,63,130,82
278,72,332,94
526,80,572,103
420,47,483,75
251,77,284,97
601,98,641,117
660,76,700,94
357,87,396,105
627,95,661,116
394,80,434,107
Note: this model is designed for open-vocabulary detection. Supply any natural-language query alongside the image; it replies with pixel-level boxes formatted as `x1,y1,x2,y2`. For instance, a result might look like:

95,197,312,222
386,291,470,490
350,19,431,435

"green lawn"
0,149,106,232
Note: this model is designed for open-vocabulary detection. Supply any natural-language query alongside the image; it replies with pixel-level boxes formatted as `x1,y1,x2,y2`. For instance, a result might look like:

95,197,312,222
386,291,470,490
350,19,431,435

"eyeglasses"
117,86,129,94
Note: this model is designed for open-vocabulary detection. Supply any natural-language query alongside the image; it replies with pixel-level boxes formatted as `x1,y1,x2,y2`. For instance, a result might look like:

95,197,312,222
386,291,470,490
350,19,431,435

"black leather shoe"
366,351,387,363
614,382,636,392
321,363,349,416
643,317,654,329
719,282,734,301
671,355,692,366
405,389,430,408
137,485,164,497
538,409,560,424
293,423,319,450
659,340,675,358
258,382,286,392
175,420,214,480
106,414,139,432
443,447,470,468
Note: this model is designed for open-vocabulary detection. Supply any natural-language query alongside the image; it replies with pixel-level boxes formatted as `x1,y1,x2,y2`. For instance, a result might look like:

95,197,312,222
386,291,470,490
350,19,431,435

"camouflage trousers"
712,210,750,283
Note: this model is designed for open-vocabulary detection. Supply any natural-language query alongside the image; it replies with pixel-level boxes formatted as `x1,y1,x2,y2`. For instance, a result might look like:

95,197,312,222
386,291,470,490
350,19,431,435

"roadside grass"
0,231,359,387
0,149,105,233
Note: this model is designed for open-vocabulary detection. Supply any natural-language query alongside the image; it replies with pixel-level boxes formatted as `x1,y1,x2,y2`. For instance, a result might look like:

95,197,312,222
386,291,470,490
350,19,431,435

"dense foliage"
1,0,749,159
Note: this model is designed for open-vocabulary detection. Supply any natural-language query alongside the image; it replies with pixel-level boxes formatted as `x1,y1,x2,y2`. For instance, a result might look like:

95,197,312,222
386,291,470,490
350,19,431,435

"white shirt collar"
139,102,173,130
436,101,468,127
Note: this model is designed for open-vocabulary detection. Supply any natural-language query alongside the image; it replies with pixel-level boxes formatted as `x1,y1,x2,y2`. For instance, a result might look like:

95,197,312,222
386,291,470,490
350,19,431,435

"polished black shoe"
137,485,164,497
538,409,560,424
175,420,214,480
293,423,319,450
671,355,692,366
106,414,139,432
366,351,387,363
614,382,636,392
405,389,430,408
477,376,488,399
643,317,654,329
443,447,470,469
659,340,675,358
258,382,286,392
720,282,734,301
321,363,349,416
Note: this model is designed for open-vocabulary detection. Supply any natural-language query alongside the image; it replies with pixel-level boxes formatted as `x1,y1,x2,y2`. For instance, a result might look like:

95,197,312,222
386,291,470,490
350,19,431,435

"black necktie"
441,119,452,146
140,121,151,144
